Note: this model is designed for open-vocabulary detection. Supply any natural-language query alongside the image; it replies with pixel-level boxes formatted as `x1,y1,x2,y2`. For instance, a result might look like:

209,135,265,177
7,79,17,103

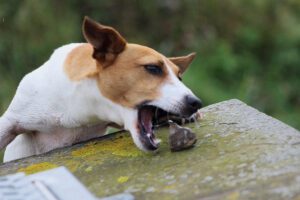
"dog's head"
83,17,202,151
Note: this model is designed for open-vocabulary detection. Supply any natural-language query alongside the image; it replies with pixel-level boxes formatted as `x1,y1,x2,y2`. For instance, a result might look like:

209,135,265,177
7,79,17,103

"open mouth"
137,105,193,151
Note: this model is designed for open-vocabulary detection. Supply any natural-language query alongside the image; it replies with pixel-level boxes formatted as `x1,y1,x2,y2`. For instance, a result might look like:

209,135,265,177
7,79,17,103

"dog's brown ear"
82,16,127,66
169,53,196,73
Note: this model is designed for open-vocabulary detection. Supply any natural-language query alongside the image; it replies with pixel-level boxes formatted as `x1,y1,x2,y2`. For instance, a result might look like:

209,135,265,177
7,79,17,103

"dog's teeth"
147,133,151,138
154,138,161,145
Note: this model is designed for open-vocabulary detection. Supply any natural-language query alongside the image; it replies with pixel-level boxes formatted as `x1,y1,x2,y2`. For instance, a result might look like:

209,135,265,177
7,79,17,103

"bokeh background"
0,0,299,131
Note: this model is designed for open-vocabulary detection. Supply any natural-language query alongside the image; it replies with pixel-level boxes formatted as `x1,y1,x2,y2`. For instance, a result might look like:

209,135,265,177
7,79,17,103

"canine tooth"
147,133,151,138
154,138,161,144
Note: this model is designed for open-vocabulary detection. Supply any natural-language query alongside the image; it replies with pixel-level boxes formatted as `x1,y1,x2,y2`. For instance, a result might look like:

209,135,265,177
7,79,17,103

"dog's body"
3,43,127,161
0,17,202,162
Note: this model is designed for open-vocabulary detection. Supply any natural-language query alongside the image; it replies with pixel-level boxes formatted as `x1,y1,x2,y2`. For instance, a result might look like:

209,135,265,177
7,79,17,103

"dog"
0,17,202,162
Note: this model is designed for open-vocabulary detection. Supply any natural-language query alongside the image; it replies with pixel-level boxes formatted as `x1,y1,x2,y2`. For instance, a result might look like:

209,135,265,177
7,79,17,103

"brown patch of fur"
97,44,169,108
64,44,99,81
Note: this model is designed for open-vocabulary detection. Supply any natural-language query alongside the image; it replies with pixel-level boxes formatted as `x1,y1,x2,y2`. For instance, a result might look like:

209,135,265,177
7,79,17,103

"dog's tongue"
140,107,153,134
138,106,160,150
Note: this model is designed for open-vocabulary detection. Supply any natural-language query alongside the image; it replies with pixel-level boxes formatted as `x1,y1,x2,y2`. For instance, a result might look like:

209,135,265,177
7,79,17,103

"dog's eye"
144,64,163,76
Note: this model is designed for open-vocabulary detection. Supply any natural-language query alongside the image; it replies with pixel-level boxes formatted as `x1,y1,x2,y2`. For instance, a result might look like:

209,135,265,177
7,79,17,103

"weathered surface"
0,99,300,200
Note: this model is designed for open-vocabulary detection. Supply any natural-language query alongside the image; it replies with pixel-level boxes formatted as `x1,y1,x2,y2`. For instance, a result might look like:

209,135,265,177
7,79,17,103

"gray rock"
0,99,299,200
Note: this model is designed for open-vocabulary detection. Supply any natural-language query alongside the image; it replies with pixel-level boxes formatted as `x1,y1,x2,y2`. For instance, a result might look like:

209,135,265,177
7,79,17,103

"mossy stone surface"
0,99,300,199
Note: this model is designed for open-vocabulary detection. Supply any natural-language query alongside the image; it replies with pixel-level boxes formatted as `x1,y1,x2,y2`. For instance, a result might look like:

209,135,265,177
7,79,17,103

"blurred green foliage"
0,0,299,129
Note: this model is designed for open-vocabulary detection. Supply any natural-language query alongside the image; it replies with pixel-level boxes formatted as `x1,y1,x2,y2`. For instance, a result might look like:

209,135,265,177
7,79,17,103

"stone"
168,120,197,151
0,99,299,200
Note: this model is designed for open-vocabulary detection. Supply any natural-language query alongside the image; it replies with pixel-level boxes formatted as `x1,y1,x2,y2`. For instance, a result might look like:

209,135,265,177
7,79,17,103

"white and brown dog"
0,17,202,162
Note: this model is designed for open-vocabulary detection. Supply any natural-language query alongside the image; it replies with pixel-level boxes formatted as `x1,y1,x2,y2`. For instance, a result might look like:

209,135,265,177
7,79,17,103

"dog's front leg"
3,122,110,162
71,123,110,144
0,117,18,150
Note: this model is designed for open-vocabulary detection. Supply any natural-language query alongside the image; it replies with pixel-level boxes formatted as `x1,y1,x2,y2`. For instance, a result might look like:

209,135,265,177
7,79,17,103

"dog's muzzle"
136,95,202,151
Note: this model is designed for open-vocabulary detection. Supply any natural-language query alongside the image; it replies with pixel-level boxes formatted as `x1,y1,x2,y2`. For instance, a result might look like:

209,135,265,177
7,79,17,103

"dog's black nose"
185,95,202,111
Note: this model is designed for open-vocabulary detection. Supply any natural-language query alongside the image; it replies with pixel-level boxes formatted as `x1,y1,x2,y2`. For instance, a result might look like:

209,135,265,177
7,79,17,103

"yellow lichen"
71,134,143,158
117,176,129,183
64,160,81,172
226,192,240,200
85,166,93,172
18,162,58,174
164,184,176,190
71,143,99,157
